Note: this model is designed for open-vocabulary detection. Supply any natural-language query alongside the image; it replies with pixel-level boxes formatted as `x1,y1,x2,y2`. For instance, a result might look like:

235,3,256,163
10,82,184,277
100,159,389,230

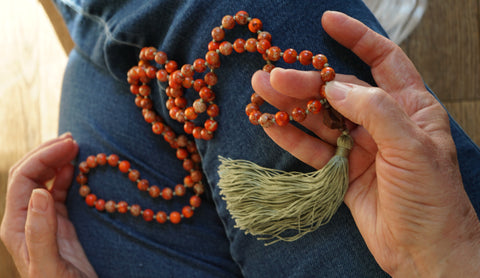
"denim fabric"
54,0,480,277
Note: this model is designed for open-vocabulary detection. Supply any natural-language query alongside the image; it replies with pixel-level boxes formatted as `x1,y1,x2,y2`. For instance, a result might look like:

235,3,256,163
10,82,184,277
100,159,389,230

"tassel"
218,131,353,245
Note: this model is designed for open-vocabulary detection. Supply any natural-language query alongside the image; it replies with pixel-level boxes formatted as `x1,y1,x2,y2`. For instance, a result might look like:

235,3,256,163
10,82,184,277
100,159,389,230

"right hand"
0,133,97,278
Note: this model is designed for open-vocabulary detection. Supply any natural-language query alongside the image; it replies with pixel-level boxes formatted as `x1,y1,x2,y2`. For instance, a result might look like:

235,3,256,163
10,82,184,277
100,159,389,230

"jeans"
54,0,480,277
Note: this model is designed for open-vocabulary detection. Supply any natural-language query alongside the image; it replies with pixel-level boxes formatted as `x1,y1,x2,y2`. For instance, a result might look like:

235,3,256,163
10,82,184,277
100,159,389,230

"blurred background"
0,0,479,276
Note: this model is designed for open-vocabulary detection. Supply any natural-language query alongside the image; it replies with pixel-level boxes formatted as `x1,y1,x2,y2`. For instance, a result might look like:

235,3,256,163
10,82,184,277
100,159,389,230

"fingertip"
29,189,51,213
251,69,271,92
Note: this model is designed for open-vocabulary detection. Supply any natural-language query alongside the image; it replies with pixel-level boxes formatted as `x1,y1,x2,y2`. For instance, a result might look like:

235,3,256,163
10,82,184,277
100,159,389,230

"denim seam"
57,0,143,83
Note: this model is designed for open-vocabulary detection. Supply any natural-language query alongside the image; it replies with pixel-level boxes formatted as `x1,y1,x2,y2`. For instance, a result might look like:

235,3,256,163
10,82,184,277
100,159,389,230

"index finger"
321,11,424,93
3,137,78,232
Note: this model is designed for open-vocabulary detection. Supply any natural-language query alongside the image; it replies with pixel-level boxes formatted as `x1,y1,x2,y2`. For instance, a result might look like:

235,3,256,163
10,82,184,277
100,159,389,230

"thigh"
59,50,242,277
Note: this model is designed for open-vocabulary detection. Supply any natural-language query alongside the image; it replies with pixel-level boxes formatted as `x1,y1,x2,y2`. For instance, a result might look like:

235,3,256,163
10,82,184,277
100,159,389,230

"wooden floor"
0,0,479,276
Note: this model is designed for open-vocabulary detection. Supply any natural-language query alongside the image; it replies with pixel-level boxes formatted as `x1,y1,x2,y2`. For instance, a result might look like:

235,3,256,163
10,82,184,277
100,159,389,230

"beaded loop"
79,10,343,224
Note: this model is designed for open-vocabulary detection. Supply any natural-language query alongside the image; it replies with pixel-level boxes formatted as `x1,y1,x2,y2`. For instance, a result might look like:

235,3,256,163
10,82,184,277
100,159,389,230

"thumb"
325,81,418,147
25,188,61,276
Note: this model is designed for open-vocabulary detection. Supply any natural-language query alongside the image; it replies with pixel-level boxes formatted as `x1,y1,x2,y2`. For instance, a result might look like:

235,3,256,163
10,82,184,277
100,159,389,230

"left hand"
0,133,97,277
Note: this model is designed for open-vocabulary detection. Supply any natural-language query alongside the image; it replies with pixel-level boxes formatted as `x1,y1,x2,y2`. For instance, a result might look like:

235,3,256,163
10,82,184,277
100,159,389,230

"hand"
1,133,97,278
252,11,480,276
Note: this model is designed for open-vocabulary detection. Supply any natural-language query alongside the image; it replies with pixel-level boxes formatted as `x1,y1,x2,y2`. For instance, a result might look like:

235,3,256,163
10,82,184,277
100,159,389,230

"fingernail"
31,189,49,212
325,81,352,101
59,132,72,138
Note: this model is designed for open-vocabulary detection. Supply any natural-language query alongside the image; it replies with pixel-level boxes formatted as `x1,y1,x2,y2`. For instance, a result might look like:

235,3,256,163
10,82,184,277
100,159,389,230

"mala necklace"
76,10,352,243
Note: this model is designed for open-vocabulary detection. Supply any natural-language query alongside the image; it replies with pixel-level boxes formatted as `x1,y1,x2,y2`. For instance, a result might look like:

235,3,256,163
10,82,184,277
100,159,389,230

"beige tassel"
218,131,353,245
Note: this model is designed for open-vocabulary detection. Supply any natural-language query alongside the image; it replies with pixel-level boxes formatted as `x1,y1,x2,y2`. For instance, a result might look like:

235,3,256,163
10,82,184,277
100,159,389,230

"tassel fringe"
218,132,353,245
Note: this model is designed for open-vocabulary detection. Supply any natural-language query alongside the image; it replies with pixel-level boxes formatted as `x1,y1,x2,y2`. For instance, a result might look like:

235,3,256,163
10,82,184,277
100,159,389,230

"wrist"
394,207,480,277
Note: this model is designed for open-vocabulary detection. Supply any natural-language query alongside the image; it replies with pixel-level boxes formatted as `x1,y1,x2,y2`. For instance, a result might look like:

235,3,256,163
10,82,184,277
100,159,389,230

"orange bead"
170,70,184,84
184,121,195,134
169,106,181,120
128,169,140,182
140,98,153,109
249,110,262,125
283,48,298,64
193,59,207,73
130,204,141,217
175,184,186,196
263,63,275,73
156,211,167,223
258,113,274,127
176,148,188,160
190,170,203,182
175,96,187,108
275,111,290,126
142,209,154,221
245,103,259,116
205,51,220,67
245,38,258,53
199,87,215,102
182,206,194,218
211,27,225,41
77,173,88,185
208,41,220,51
312,54,328,70
207,104,219,117
267,46,282,61
204,72,218,86
299,50,313,66
222,15,235,29
192,127,203,139
204,119,218,132
105,200,116,213
117,201,128,213
169,211,182,224
248,18,263,33
79,185,90,197
181,64,194,77
138,179,150,191
96,153,107,165
154,51,168,64
78,161,89,174
182,76,193,88
152,122,165,134
165,60,178,73
185,107,198,120
95,199,105,211
257,31,272,42
193,183,205,195
130,84,139,95
190,195,202,208
156,69,168,82
86,155,97,168
143,110,156,123
177,135,188,147
219,41,233,56
291,107,306,122
307,99,322,114
320,67,336,82
233,38,246,53
235,11,249,25
145,66,156,79
184,175,194,188
251,93,264,105
107,154,119,167
183,158,194,171
162,187,173,200
193,79,206,92
201,129,213,140
85,194,97,207
256,39,271,54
